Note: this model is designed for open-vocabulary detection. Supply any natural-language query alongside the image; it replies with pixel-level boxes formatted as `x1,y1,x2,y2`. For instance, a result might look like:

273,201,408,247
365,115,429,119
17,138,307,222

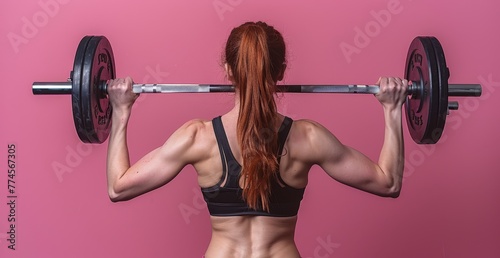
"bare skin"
106,76,407,258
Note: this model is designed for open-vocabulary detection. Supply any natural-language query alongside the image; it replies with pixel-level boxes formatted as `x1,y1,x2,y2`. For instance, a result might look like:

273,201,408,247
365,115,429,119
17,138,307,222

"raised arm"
105,77,203,202
310,77,407,197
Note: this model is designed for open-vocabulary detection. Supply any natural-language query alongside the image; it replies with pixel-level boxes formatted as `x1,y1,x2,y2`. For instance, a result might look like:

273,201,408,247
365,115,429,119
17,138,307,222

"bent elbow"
385,183,401,198
375,175,401,198
387,188,401,198
108,192,119,203
108,188,123,203
108,187,135,202
382,172,402,198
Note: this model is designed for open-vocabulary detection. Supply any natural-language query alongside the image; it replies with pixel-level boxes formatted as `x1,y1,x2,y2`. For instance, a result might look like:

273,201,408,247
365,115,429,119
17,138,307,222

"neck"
228,89,281,121
228,89,241,117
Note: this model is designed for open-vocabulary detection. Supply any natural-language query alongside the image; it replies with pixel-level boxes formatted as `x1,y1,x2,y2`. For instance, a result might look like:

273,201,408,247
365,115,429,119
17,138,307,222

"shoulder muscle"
288,119,346,165
159,119,213,164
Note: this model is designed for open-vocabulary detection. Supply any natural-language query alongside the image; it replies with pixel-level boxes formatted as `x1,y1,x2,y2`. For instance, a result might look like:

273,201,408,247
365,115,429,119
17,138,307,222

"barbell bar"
33,82,481,96
32,35,482,144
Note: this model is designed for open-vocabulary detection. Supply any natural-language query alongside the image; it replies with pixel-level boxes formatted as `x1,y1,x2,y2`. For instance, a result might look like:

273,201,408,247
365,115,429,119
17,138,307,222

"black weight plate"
72,36,93,143
427,37,449,143
404,37,441,144
80,36,115,143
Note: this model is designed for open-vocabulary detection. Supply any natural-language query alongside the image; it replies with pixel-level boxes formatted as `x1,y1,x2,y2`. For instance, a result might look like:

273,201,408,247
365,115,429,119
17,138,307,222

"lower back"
205,215,301,258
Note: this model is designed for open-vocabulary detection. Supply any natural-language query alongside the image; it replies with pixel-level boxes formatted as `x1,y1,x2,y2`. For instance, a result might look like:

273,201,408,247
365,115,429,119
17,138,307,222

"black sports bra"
201,116,305,217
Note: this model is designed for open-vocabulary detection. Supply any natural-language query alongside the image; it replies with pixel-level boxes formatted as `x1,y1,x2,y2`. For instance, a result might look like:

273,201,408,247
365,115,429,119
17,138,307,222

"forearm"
377,107,404,193
106,109,132,197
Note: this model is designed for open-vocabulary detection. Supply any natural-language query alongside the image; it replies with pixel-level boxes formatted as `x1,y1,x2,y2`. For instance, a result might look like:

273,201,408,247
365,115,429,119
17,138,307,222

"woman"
106,21,408,258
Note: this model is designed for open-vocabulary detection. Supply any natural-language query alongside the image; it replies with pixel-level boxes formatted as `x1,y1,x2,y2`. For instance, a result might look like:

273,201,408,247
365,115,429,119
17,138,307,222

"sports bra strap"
211,116,293,188
277,116,293,163
204,116,303,217
210,116,229,187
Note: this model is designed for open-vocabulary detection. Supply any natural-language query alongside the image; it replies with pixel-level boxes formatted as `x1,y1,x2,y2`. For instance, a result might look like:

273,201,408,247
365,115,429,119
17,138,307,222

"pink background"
1,0,499,257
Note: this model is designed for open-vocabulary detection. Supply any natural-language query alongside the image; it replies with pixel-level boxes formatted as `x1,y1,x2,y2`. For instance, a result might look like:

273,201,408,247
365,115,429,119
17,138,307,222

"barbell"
32,35,482,144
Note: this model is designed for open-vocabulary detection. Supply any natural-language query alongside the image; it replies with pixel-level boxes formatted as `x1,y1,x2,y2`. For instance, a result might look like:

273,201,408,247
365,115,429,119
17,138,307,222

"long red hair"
224,21,287,211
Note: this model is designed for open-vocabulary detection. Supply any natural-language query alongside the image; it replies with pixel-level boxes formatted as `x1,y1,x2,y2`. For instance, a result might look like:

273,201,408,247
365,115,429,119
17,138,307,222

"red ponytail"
224,22,286,211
